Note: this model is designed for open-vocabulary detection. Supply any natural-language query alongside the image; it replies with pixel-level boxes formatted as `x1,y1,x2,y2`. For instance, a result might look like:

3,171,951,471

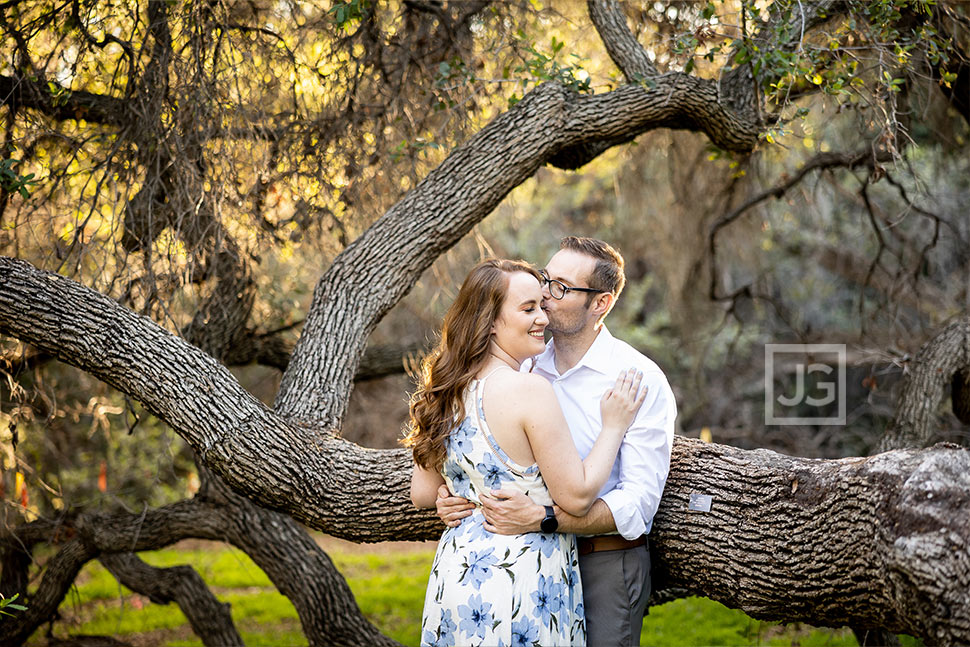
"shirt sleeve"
599,369,676,539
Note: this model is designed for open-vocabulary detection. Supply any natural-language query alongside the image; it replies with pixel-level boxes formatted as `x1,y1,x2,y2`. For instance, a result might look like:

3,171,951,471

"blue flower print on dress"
420,381,585,645
475,452,513,490
448,416,475,455
459,513,491,542
564,567,578,589
523,532,559,558
444,458,472,499
531,573,565,627
439,608,457,637
422,608,457,647
461,547,498,589
458,593,496,641
509,617,540,647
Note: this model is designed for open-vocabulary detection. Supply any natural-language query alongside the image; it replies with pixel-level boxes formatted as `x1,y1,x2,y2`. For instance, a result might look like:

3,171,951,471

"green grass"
33,541,922,647
642,597,856,646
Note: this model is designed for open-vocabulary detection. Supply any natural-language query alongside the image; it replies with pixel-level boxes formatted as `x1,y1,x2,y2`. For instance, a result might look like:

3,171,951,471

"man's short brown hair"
560,236,626,300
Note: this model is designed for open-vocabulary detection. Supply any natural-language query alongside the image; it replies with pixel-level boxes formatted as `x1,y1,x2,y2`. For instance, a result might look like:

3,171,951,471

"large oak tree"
1,0,969,645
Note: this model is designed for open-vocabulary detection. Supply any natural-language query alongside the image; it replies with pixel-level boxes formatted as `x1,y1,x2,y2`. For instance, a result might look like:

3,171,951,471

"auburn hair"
403,259,542,471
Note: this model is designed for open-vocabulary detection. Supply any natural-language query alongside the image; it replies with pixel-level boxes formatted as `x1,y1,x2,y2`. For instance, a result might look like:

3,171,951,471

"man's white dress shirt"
530,326,677,539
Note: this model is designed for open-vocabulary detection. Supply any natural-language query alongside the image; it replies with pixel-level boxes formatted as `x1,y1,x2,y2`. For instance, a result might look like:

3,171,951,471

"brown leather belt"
577,535,646,556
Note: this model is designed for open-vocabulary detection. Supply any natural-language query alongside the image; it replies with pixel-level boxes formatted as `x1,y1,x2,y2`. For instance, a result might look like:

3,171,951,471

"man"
436,236,677,646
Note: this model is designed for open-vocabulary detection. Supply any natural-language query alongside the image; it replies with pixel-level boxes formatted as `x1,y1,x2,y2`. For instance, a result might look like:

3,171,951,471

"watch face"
541,514,557,533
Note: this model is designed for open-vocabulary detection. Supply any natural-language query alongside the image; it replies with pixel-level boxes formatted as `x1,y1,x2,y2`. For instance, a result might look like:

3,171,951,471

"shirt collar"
534,325,615,378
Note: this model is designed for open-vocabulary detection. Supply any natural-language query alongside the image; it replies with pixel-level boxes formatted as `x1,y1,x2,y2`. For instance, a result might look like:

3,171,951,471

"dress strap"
474,366,536,478
478,365,515,384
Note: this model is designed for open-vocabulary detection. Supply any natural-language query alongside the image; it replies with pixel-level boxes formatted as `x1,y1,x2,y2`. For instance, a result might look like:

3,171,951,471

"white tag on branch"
688,493,713,512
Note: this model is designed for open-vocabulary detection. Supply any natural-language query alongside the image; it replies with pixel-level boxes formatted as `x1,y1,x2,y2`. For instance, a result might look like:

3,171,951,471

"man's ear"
591,292,614,319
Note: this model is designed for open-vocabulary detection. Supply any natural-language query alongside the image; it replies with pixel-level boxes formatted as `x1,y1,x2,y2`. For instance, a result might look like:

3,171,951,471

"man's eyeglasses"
539,270,607,300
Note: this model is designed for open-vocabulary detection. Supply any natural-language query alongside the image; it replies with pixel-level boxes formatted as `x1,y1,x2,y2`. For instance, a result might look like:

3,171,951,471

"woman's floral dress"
420,371,585,647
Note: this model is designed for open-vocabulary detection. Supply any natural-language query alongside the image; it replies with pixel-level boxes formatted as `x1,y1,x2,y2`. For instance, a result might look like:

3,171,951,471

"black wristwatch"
540,505,558,533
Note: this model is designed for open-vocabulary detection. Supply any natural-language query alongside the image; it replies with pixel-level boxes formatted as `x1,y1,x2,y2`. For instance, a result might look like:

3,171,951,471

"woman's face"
491,271,548,363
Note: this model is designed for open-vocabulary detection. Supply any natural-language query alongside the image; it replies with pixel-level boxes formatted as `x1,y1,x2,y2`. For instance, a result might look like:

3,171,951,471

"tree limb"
0,255,440,539
275,76,776,427
0,75,127,126
1,257,967,641
586,0,657,80
652,438,969,645
99,553,244,647
883,317,970,450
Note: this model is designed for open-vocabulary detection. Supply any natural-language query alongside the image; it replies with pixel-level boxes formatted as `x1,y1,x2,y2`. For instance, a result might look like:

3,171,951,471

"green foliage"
328,0,369,30
0,592,28,617
505,34,592,106
434,58,476,90
642,595,858,646
683,0,958,141
0,158,38,199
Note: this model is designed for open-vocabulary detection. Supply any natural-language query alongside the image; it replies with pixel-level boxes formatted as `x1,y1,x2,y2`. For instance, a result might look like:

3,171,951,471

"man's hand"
480,488,546,535
435,484,474,528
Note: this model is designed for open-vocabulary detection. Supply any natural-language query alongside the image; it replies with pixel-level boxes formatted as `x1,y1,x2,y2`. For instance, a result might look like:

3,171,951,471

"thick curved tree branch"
1,258,967,642
586,0,657,80
99,553,243,647
197,470,401,647
0,255,440,539
1,490,398,647
587,0,845,142
883,317,970,450
275,77,779,427
654,438,970,645
0,499,228,645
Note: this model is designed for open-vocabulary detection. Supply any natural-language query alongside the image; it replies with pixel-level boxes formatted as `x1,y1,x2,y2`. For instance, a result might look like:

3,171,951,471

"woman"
405,259,645,647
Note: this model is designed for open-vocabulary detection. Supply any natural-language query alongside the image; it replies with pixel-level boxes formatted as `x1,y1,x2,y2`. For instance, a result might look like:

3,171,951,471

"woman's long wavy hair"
404,259,541,471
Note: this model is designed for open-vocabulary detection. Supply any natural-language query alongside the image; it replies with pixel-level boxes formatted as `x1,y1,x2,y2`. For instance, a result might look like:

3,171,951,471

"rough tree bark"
883,317,970,450
1,256,969,644
2,1,969,645
99,553,244,647
655,438,970,644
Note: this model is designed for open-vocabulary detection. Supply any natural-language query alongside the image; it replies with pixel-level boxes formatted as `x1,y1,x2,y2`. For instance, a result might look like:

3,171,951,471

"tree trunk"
652,438,970,645
883,317,970,450
2,3,967,644
2,255,969,643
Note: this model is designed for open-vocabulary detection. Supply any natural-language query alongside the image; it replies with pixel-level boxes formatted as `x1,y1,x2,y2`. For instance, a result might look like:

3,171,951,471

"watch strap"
540,505,557,533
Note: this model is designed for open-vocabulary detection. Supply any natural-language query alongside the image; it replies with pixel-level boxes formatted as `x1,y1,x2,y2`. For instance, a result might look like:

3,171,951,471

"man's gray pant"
578,543,651,646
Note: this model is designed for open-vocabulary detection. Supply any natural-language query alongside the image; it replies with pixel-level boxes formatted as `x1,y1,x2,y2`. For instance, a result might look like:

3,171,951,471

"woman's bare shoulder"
488,369,554,398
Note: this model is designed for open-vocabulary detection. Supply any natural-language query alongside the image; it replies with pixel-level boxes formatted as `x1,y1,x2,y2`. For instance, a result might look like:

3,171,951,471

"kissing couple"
407,237,676,647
